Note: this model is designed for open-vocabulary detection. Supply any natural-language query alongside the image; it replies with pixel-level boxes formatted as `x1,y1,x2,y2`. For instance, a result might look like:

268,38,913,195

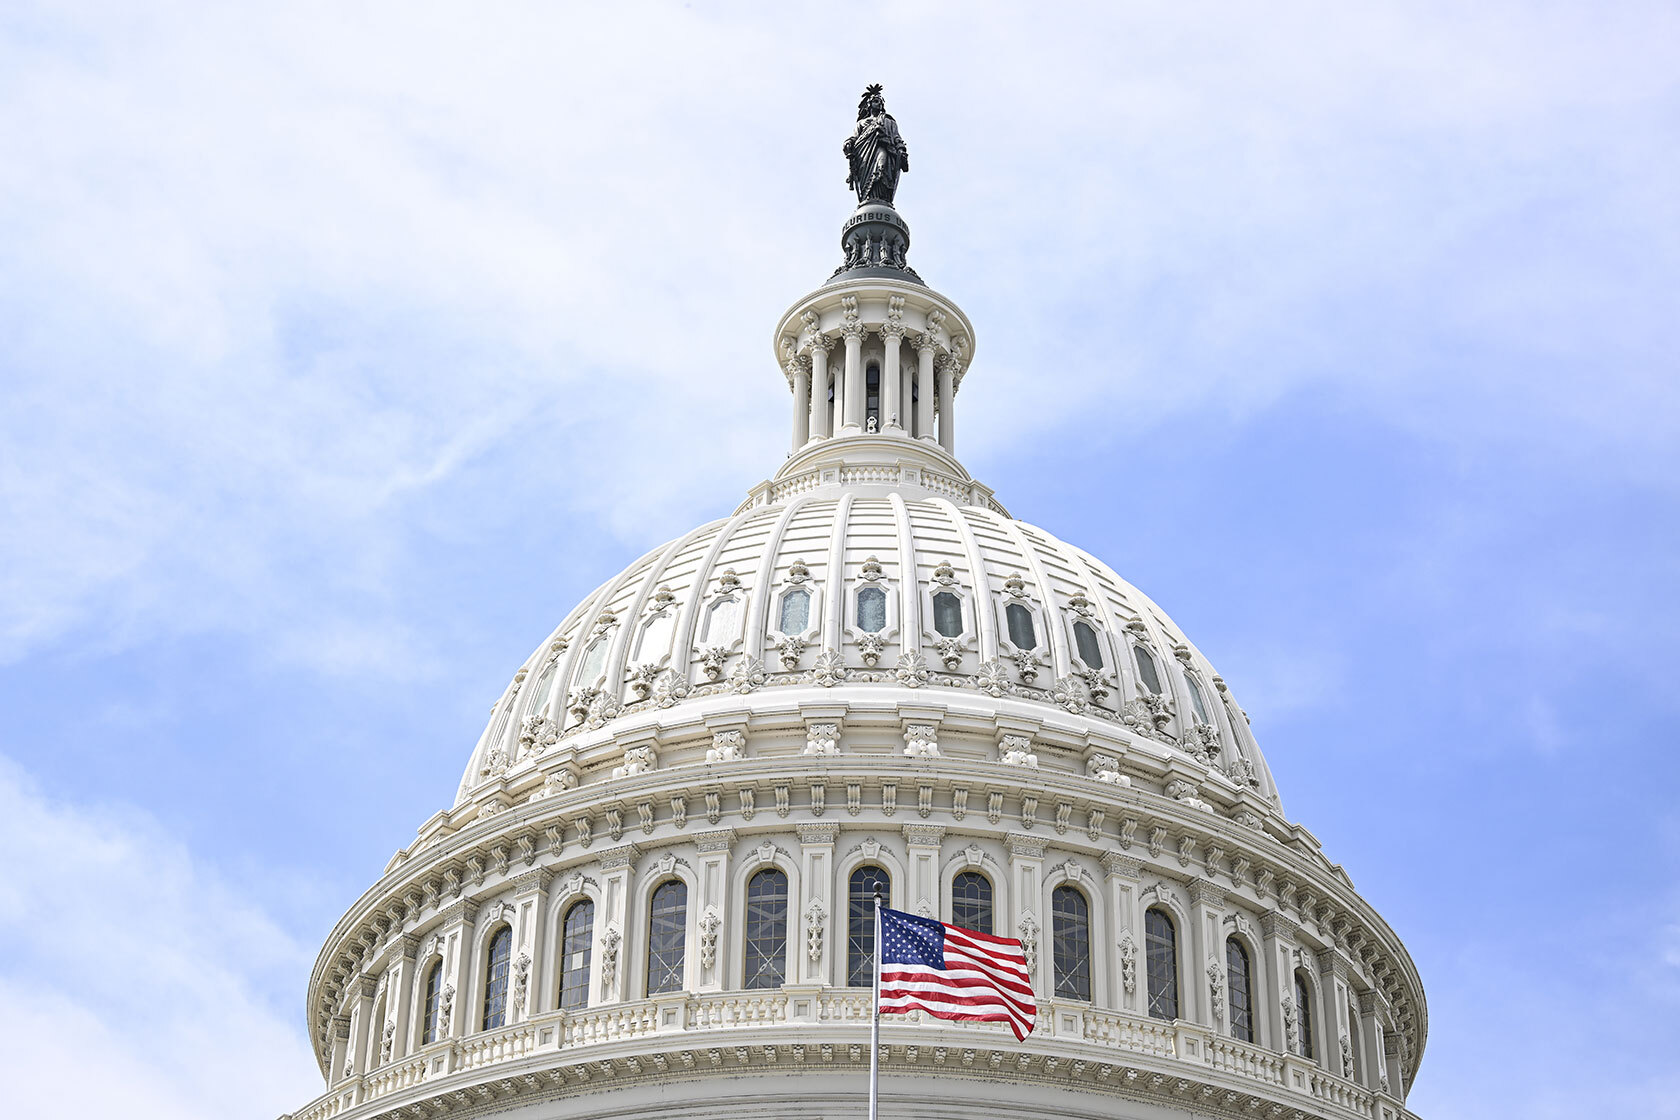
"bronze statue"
844,84,909,207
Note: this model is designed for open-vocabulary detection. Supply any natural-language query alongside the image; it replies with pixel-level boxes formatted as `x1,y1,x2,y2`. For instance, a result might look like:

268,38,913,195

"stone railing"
284,989,1417,1120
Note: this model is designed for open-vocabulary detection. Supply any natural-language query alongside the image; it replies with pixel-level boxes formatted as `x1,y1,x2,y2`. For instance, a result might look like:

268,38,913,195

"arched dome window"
1051,885,1092,1001
559,899,594,1011
1005,603,1036,650
1185,673,1210,722
1073,620,1103,669
647,880,688,995
779,588,811,635
931,591,962,638
482,926,512,1031
847,865,889,987
857,586,887,633
744,868,790,989
1226,937,1254,1042
1295,971,1315,1058
951,870,992,934
420,959,444,1045
1133,644,1163,695
1144,907,1178,1020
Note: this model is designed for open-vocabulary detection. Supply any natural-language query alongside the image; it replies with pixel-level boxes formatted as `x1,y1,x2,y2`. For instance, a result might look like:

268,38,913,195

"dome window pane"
847,866,889,987
1185,673,1209,722
951,871,993,934
647,880,688,995
856,586,887,633
576,636,609,686
743,869,789,989
1005,603,1036,650
421,960,443,1044
559,899,594,1011
1133,645,1162,694
1145,908,1178,1020
931,591,962,638
1226,937,1253,1042
1295,972,1315,1058
1073,620,1103,668
1051,885,1092,1001
705,596,742,643
482,926,512,1030
866,363,880,429
779,588,810,634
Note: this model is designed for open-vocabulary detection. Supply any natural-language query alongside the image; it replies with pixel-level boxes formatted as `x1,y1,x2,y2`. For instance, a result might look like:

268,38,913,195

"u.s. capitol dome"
288,89,1426,1120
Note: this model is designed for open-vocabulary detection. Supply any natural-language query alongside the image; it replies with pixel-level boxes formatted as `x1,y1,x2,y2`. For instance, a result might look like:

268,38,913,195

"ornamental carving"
1052,674,1091,714
804,722,840,756
1184,720,1221,764
974,658,1011,697
810,648,845,686
533,770,575,800
778,635,807,671
612,745,656,779
707,730,746,763
438,983,455,1034
805,898,828,963
599,926,621,993
518,714,556,758
1123,691,1175,742
479,745,509,779
933,636,964,670
931,560,958,586
1118,931,1138,997
1340,1033,1355,1078
729,656,766,694
699,646,729,682
1017,912,1039,975
627,662,662,701
894,649,929,688
860,555,883,581
511,950,532,1016
1283,996,1299,1053
1207,958,1225,1024
654,667,690,707
1087,754,1128,785
699,908,722,970
380,1019,394,1061
1008,648,1041,685
857,632,887,667
903,723,940,759
998,735,1038,768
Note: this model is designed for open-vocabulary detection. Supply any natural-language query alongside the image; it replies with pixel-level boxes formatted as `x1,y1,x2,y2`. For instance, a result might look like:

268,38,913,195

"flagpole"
869,887,881,1120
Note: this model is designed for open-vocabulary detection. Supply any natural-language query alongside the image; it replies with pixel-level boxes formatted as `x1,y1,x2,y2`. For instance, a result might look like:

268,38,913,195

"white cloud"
0,756,322,1118
1,1,1674,674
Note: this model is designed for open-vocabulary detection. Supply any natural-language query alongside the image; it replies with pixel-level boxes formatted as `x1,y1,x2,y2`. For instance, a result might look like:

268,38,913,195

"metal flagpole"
869,887,882,1120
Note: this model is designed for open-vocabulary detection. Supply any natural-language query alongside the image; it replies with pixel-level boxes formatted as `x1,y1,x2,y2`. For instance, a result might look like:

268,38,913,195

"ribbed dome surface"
458,492,1279,810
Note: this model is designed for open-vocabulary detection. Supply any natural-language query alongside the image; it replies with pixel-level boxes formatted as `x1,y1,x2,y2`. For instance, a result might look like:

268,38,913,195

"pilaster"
1005,832,1047,1000
797,822,839,985
1102,852,1143,1012
1185,879,1226,1029
694,830,734,993
902,823,944,916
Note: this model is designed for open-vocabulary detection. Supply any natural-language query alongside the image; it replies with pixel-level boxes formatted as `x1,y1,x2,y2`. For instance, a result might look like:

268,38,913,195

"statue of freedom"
843,84,910,207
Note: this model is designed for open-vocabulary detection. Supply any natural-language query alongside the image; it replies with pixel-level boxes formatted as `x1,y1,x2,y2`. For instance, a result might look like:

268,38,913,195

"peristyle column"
936,354,956,453
790,357,811,450
809,337,832,439
841,319,867,429
914,333,936,439
882,321,905,430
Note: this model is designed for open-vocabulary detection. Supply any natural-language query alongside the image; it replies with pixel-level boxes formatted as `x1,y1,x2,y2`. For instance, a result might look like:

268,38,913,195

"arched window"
1073,620,1103,668
743,868,789,989
847,866,889,987
779,588,811,634
558,899,594,1011
1295,971,1315,1058
647,880,688,995
1051,885,1092,1001
369,998,387,1068
1226,937,1253,1042
1133,644,1163,694
482,926,512,1030
866,362,881,428
951,871,993,934
856,586,887,633
931,591,962,638
421,959,443,1044
1005,603,1036,650
1144,908,1178,1020
1185,673,1210,722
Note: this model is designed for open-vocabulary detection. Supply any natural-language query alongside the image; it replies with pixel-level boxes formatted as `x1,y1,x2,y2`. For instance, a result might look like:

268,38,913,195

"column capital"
1260,911,1299,941
914,330,938,354
1005,832,1047,860
1186,878,1226,908
839,319,869,342
694,827,738,852
1101,852,1143,880
901,823,944,848
511,868,553,897
796,822,839,846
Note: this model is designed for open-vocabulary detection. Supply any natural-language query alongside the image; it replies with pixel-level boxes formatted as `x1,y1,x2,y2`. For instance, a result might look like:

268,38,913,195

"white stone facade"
283,118,1426,1120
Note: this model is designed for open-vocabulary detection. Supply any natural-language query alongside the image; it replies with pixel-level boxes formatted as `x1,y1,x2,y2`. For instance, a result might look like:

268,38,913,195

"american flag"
877,905,1037,1040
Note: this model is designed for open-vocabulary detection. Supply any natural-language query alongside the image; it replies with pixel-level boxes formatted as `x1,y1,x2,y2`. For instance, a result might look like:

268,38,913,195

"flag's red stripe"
881,966,1035,1005
878,995,1033,1041
879,975,1037,1019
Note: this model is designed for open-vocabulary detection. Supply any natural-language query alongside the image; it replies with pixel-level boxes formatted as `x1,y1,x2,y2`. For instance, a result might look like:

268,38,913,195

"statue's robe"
846,112,909,204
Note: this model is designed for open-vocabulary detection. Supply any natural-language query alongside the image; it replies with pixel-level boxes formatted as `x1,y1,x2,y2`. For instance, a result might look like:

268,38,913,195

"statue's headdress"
857,83,885,118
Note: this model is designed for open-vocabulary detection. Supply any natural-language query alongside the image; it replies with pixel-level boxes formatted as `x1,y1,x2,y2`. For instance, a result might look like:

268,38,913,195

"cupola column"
914,333,937,439
790,358,812,450
936,355,956,454
882,322,905,430
841,320,867,429
809,337,832,439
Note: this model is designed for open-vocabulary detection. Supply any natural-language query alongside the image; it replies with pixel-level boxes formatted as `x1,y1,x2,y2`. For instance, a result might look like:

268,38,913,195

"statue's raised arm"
844,84,909,207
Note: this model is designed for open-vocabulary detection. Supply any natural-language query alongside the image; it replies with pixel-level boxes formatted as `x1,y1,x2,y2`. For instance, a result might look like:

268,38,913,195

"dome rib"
933,496,1000,662
988,508,1073,680
887,491,922,655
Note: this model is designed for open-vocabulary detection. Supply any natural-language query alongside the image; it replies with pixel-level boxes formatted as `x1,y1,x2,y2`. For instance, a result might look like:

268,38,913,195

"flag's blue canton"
881,907,947,969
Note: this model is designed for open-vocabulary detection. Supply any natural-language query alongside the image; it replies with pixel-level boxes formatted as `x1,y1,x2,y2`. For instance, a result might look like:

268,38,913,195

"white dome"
459,488,1283,815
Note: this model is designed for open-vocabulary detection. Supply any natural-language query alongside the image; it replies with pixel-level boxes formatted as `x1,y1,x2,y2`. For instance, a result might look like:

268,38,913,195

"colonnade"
788,327,957,454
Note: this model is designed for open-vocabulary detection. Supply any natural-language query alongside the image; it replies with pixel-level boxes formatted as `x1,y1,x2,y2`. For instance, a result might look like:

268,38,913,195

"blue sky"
2,3,1677,1116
